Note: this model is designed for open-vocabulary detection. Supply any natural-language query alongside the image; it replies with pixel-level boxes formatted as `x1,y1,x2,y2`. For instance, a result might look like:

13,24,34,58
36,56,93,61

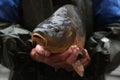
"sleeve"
0,24,33,69
86,24,120,75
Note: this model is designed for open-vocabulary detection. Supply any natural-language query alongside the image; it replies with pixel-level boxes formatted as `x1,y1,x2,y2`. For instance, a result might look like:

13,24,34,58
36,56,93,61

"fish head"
32,20,76,54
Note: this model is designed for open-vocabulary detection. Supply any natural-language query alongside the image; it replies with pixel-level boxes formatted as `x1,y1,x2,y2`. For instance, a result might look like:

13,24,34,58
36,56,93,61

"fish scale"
32,4,86,77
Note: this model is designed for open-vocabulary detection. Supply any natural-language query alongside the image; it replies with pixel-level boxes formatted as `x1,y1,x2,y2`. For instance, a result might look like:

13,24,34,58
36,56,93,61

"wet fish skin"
32,4,85,77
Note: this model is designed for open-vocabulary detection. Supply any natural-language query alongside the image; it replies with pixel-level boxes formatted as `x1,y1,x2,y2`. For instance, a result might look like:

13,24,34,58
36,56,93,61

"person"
0,0,120,80
0,0,90,80
29,0,120,80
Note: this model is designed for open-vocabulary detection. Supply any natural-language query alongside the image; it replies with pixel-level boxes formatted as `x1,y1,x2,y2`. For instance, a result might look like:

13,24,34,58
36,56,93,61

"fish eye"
54,27,60,32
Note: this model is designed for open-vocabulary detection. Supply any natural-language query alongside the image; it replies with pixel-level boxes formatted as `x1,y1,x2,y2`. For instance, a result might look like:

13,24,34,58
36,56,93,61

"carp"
32,4,86,77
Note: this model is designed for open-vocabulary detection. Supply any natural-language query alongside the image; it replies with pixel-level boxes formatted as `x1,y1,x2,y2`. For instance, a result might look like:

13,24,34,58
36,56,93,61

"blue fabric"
93,0,120,26
0,0,20,23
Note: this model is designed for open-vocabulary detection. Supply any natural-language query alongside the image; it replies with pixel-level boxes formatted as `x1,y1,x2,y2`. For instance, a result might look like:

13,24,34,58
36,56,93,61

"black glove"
0,24,32,69
86,26,120,75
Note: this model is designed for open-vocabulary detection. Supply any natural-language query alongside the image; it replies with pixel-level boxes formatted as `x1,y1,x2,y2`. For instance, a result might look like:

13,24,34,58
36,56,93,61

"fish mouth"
32,33,47,47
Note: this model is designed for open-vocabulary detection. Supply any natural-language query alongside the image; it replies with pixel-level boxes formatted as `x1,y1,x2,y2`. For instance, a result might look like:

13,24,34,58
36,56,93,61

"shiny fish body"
32,4,86,77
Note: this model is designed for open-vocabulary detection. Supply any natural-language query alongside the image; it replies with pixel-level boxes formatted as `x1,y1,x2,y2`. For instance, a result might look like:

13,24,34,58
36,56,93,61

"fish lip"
32,33,47,47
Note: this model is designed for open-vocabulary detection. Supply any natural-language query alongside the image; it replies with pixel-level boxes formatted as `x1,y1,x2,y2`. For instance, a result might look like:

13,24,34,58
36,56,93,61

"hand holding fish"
30,44,90,72
31,5,91,77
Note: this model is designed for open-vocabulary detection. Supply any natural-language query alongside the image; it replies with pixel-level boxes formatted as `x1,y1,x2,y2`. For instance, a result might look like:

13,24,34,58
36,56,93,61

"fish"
32,4,86,77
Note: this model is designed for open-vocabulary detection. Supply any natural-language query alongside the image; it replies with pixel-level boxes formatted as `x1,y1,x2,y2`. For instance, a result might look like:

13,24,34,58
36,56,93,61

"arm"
0,23,90,72
0,24,32,69
86,24,120,75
